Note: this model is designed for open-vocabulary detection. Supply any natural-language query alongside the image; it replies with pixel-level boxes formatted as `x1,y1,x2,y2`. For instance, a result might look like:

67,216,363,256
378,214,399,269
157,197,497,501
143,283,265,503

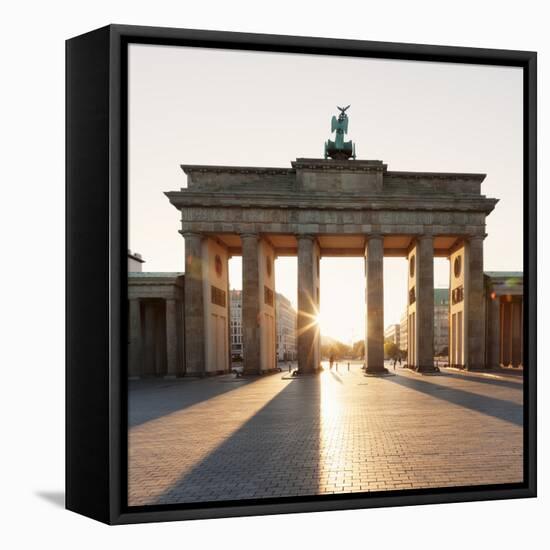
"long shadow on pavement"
437,370,524,391
386,373,523,427
152,375,322,505
128,375,262,428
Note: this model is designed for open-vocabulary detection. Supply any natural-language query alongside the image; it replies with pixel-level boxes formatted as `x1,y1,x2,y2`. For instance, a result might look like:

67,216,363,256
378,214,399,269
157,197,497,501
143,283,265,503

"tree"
352,339,365,358
321,339,351,360
384,341,400,360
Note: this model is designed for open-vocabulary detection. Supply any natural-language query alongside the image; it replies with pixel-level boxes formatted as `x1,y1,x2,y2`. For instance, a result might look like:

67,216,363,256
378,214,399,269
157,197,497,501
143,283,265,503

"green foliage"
384,341,400,360
321,340,352,360
352,340,365,358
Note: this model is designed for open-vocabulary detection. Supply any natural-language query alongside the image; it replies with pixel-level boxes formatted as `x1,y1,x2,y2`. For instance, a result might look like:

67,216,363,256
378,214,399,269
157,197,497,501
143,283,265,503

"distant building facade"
230,290,243,359
401,288,449,358
230,289,297,361
400,311,408,353
434,288,450,356
384,324,400,348
276,293,297,361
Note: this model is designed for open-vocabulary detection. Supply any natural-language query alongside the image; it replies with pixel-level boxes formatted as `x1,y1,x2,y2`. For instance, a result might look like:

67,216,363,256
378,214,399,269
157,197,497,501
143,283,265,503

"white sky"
128,44,523,343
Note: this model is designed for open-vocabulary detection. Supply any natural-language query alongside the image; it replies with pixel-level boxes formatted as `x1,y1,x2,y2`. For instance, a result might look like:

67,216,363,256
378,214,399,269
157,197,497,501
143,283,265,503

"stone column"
165,298,178,378
178,300,185,374
155,306,165,376
467,236,485,369
143,302,156,376
365,235,386,373
184,232,205,375
511,299,522,367
501,301,511,366
416,235,436,372
241,233,261,375
297,235,318,373
488,294,501,369
128,299,142,378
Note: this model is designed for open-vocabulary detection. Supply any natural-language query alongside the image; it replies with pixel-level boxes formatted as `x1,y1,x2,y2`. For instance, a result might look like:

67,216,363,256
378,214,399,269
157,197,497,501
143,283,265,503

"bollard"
348,362,350,371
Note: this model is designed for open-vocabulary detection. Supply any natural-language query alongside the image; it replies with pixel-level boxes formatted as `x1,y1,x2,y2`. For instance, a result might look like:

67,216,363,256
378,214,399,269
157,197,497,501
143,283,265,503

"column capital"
295,233,316,241
181,231,204,240
467,233,487,242
366,233,383,241
240,232,259,241
417,233,434,241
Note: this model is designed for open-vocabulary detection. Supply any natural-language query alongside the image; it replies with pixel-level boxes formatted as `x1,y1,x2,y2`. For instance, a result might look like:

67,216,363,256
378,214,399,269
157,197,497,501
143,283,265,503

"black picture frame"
66,24,537,525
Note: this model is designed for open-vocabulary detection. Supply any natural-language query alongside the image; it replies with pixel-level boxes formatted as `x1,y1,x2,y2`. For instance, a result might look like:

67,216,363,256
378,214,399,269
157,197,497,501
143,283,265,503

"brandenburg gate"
165,107,497,375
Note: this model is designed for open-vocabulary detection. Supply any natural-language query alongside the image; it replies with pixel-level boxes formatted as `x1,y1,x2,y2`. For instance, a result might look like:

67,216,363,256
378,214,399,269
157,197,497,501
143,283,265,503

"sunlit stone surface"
128,363,523,506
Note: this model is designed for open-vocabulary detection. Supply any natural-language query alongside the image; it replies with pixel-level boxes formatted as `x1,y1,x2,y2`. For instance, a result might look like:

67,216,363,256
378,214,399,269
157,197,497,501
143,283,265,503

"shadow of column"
384,374,523,427
151,375,322,506
128,376,261,428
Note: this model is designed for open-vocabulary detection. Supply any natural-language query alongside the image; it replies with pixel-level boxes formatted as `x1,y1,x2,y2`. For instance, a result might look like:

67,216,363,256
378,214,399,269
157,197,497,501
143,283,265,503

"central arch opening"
319,257,365,362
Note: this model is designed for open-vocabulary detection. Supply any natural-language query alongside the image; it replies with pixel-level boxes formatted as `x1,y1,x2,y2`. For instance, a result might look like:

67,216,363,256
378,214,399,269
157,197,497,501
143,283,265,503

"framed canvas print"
66,24,537,524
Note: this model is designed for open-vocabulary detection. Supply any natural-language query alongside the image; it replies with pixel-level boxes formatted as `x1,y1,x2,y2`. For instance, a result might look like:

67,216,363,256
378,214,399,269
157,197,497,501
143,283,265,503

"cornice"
292,158,387,172
181,164,295,176
179,161,486,180
166,191,498,213
385,171,486,182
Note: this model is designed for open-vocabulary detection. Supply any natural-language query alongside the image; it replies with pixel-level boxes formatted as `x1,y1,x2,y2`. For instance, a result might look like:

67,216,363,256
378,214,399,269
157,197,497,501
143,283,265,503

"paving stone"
128,364,523,506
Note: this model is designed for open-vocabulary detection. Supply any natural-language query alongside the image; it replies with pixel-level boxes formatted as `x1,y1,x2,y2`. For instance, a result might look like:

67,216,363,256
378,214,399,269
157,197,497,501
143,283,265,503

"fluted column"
467,236,485,369
165,299,178,378
416,235,436,372
365,235,386,373
488,294,501,369
183,232,205,375
241,233,261,374
297,235,318,373
128,299,142,378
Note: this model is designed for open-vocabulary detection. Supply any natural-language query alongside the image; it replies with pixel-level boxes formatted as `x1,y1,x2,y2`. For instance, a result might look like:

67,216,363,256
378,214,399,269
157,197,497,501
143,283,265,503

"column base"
415,365,440,373
364,365,389,376
465,364,488,371
240,368,281,376
293,367,323,376
184,371,206,378
242,369,261,376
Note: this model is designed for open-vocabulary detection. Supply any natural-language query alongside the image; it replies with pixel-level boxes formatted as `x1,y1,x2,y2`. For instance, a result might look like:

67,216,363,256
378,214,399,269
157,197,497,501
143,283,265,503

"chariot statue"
324,105,356,160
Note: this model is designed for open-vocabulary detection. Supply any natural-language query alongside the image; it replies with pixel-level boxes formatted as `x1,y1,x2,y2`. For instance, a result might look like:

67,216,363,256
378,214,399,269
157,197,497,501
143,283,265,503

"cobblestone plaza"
128,363,523,506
